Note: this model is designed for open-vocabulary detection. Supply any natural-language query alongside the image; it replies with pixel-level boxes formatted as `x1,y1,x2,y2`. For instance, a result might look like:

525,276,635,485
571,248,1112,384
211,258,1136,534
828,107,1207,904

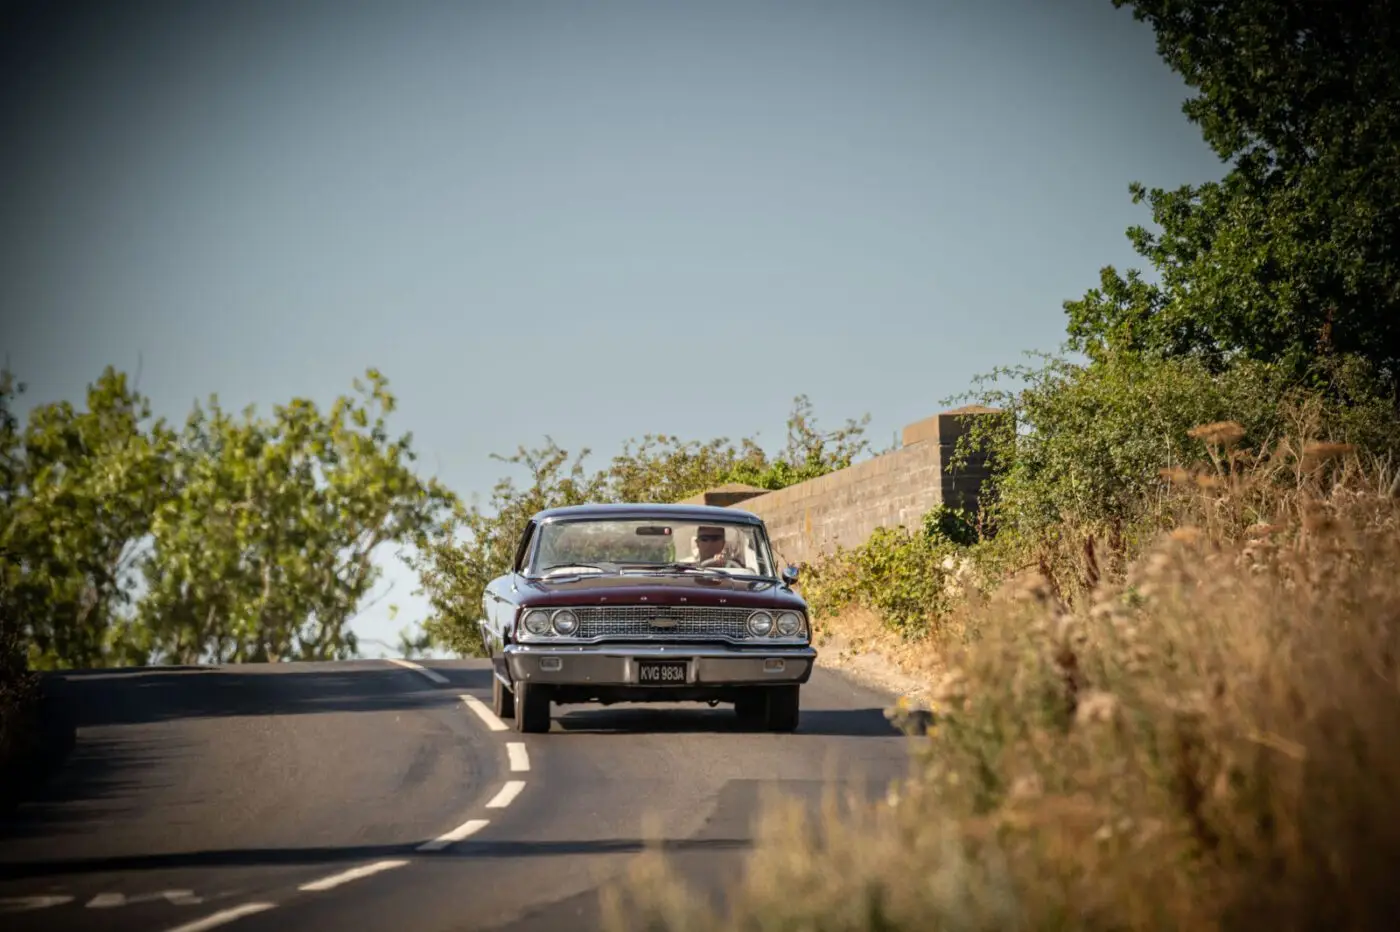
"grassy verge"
601,431,1400,931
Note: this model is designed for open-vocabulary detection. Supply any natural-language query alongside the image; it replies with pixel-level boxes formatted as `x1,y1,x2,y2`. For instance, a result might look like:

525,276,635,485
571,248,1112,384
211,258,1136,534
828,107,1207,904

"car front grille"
570,605,756,641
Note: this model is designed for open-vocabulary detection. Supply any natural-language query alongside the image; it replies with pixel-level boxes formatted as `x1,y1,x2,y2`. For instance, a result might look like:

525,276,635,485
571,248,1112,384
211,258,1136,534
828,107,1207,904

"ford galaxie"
479,503,816,733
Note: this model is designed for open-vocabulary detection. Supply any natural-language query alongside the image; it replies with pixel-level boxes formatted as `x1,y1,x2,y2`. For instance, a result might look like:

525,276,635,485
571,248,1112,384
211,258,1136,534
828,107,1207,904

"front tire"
764,685,800,733
514,681,551,734
734,690,765,730
492,672,515,720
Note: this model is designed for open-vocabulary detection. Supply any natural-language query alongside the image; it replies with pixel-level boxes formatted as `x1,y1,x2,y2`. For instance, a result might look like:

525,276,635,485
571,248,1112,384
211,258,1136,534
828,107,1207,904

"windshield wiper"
647,562,727,575
537,562,614,575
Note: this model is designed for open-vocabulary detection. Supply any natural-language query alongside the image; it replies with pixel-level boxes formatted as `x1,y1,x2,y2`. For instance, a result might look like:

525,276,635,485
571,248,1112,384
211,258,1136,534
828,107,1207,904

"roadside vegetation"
598,1,1400,929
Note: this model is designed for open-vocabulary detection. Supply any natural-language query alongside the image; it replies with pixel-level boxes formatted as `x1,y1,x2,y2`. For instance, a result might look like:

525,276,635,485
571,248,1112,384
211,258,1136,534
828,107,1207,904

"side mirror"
781,565,799,586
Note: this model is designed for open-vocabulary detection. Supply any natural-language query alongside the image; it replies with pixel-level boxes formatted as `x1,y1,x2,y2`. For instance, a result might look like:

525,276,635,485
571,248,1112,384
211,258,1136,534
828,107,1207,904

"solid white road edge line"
460,693,508,731
506,741,530,772
387,658,449,685
486,779,526,809
299,860,410,893
417,818,490,852
0,895,75,911
162,902,277,932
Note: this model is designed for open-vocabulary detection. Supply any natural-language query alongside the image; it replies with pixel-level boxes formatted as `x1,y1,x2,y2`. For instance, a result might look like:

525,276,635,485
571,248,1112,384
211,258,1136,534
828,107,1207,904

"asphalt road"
0,658,919,932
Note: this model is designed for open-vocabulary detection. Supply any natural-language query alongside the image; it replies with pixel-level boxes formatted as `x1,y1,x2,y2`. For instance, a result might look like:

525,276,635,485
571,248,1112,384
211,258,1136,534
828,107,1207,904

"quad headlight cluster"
521,608,578,637
744,610,807,638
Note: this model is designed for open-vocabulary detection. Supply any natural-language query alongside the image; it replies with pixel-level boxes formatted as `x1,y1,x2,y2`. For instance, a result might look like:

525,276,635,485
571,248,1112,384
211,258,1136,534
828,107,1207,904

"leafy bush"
799,502,999,641
922,503,979,548
943,350,1399,600
796,347,1400,647
801,525,956,637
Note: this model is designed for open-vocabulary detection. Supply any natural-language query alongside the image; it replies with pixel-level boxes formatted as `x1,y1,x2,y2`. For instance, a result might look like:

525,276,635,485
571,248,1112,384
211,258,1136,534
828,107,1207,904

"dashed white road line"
299,860,409,892
387,658,449,685
460,693,508,731
486,779,527,809
87,892,125,908
163,902,276,932
417,817,490,852
506,741,530,772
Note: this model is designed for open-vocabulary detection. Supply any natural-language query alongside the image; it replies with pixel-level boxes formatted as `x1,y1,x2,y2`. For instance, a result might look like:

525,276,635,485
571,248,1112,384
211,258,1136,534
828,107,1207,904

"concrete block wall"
683,406,1004,566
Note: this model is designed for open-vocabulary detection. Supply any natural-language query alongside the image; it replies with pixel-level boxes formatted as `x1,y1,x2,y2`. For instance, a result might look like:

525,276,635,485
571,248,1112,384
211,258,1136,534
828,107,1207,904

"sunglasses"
697,534,724,542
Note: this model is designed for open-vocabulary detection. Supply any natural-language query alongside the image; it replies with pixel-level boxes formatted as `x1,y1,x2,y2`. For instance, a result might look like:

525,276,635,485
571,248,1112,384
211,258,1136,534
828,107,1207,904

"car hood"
515,572,807,611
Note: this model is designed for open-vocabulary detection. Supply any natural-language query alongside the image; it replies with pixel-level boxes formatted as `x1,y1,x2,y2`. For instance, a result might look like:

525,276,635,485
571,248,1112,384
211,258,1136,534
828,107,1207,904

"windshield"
528,517,776,578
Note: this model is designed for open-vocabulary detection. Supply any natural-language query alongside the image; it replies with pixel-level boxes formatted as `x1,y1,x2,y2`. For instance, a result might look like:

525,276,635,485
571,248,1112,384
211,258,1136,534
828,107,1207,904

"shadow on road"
0,836,754,880
41,663,492,728
551,704,907,737
0,661,487,842
0,730,175,842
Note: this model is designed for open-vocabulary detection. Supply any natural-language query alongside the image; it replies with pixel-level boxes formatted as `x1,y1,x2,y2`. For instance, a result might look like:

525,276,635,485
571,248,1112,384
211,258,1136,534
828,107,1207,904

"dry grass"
810,606,948,699
600,428,1400,932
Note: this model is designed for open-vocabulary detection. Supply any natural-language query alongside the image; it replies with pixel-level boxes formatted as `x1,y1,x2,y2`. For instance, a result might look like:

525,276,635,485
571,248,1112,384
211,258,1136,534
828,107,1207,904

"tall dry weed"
602,431,1400,932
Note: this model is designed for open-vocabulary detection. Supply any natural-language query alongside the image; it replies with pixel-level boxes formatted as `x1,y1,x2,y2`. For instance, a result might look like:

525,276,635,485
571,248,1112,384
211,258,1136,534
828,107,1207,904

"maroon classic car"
479,503,816,733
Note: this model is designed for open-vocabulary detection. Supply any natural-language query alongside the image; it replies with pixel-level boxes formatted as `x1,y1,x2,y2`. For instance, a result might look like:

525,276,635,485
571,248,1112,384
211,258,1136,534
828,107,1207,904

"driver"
692,525,735,567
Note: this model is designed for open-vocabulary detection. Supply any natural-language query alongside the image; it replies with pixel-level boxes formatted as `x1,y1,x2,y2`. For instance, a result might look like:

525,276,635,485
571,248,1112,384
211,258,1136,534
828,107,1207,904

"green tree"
3,365,450,669
136,370,455,664
1068,0,1400,392
602,433,766,504
2,367,175,669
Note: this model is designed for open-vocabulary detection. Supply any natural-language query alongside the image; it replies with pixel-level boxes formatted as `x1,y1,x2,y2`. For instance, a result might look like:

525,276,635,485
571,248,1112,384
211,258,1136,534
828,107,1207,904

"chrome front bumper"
502,643,817,687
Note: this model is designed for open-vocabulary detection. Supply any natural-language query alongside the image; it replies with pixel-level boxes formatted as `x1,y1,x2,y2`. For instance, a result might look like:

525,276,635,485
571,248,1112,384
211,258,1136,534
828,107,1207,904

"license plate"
637,660,687,684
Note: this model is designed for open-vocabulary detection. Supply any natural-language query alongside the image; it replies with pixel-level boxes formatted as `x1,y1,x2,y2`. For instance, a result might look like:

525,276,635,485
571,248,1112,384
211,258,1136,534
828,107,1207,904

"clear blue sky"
1,0,1224,656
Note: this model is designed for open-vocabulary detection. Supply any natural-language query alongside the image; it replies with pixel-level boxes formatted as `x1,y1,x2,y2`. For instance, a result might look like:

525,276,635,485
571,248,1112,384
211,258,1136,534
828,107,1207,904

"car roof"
532,502,764,525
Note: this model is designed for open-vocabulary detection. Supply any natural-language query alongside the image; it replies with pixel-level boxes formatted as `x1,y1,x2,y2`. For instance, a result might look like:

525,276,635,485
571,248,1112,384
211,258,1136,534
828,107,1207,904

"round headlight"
552,609,579,636
776,611,804,637
522,609,552,636
746,611,774,637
